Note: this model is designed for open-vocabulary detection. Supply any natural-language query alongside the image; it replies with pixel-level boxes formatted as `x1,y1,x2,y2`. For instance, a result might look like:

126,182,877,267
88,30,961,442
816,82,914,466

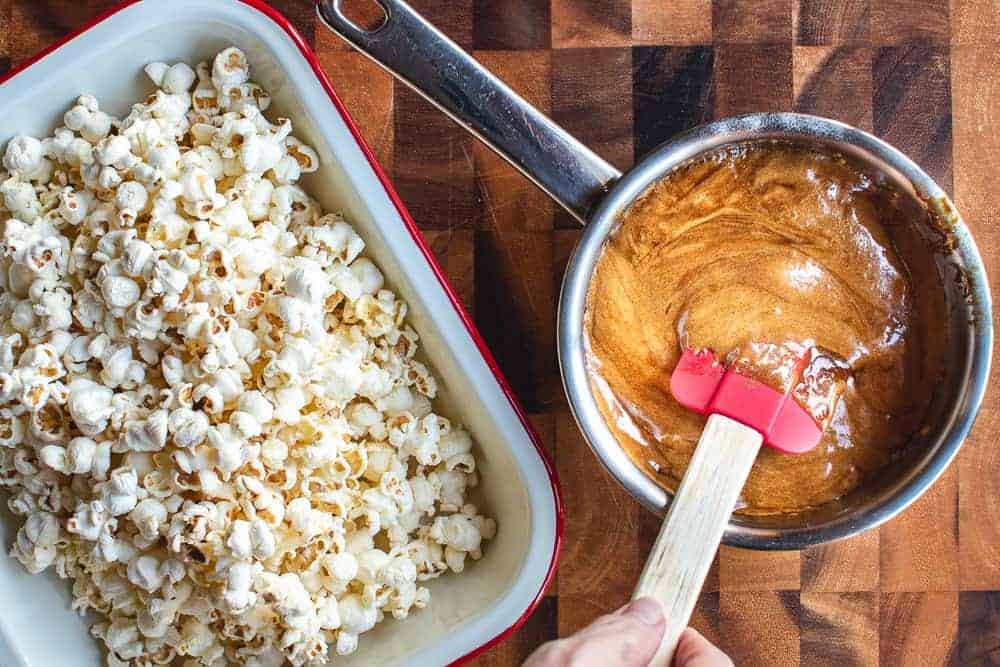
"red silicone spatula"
634,346,835,667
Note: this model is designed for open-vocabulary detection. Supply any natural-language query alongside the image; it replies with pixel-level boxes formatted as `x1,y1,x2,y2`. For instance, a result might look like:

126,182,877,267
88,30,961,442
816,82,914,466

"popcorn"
100,275,141,309
126,554,165,593
250,517,276,559
207,424,242,474
226,519,252,559
224,561,256,612
429,512,483,553
285,136,320,173
129,498,167,540
101,467,139,516
0,46,494,667
121,409,168,452
338,594,377,635
147,141,181,178
212,47,250,89
66,437,99,474
98,617,144,660
63,95,113,144
2,177,41,221
3,135,45,179
120,239,153,277
144,61,196,95
137,580,191,639
95,134,132,168
168,407,209,448
11,511,59,573
114,180,148,213
239,390,274,423
271,154,300,185
57,187,90,225
67,378,114,436
273,386,306,424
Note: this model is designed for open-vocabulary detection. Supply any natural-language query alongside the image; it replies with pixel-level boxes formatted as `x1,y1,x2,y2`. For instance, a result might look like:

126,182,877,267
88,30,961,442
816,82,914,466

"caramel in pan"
584,142,948,514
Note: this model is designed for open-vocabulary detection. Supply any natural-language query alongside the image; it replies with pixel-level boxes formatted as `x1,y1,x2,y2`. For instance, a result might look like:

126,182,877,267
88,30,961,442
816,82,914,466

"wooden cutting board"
5,0,998,664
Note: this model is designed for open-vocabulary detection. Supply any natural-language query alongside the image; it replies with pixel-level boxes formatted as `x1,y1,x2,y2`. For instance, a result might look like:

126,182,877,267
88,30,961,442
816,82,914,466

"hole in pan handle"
316,0,621,223
327,0,389,33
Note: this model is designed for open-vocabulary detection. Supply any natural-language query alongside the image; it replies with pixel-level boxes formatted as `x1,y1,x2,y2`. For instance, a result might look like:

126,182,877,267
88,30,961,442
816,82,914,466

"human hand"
522,597,733,667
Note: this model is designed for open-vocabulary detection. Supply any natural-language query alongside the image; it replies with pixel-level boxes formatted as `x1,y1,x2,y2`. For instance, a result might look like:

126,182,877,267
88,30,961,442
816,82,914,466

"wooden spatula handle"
634,413,763,667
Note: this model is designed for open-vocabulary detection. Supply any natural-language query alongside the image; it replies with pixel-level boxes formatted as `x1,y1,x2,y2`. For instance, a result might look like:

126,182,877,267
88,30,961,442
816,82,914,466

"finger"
674,627,734,667
523,598,665,667
523,640,569,667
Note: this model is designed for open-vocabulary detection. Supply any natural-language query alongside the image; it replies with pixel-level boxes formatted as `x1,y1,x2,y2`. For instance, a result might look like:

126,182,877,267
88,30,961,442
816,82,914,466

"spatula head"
669,347,823,454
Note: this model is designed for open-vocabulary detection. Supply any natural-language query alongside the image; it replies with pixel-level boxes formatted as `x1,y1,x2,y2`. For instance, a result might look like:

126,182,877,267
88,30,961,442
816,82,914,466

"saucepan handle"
316,0,621,224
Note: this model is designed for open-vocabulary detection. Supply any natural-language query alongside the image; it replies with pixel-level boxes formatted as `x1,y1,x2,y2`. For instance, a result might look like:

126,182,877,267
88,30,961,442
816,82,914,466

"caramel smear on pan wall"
584,141,949,515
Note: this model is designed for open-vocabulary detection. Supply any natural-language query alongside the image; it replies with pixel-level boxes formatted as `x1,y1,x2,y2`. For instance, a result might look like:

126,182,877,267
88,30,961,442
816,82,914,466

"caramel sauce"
584,142,948,515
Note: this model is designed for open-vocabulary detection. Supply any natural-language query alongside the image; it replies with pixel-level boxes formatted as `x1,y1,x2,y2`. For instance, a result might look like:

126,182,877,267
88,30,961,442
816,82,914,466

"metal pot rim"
557,112,994,550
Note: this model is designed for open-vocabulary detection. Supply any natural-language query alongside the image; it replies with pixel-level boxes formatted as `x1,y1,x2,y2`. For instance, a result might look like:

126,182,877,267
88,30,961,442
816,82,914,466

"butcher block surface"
3,0,998,664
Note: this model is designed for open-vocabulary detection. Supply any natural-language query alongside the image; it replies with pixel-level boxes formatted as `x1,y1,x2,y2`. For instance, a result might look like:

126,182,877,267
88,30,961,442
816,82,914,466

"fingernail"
623,597,663,626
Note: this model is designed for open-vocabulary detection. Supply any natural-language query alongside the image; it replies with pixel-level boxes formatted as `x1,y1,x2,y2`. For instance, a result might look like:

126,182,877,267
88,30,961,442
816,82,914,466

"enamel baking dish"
0,0,562,664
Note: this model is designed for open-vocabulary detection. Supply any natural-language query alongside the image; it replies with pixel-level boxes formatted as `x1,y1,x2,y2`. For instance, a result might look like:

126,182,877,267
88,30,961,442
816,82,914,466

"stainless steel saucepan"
318,0,993,549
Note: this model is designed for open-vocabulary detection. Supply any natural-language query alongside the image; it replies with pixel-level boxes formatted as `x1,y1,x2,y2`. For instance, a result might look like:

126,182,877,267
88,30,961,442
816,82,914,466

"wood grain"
879,592,959,665
802,530,879,593
793,45,873,130
408,0,474,49
551,0,631,48
720,546,801,591
801,592,879,665
0,2,9,76
869,0,950,44
713,0,794,43
959,592,1000,665
472,0,550,50
6,0,116,65
690,592,722,646
555,411,645,634
632,46,715,157
951,41,1000,592
873,44,953,190
719,591,802,666
632,0,713,46
794,0,869,45
392,83,477,230
550,46,633,227
526,413,556,470
550,47,634,170
473,227,556,412
951,0,1000,45
714,43,794,116
879,467,959,592
422,230,476,314
314,46,395,169
261,0,315,43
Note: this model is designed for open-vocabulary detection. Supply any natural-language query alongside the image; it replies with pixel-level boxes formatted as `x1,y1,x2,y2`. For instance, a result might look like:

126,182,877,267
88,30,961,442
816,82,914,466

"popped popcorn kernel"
0,46,493,667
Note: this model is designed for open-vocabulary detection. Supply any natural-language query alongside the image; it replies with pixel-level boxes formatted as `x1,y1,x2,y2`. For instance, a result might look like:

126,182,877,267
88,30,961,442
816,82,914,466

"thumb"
674,627,733,667
523,597,665,667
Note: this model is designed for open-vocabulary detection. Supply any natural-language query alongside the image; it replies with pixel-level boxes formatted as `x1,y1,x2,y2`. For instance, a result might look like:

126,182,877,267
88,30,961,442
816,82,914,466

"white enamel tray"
0,1,563,664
